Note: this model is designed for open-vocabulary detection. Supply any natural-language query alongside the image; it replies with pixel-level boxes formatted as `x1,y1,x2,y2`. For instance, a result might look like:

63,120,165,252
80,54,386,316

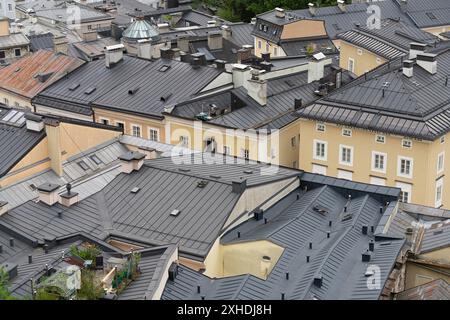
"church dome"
122,18,160,42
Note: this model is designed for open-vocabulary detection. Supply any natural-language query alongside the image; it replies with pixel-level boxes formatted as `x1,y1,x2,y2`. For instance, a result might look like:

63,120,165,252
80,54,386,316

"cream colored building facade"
339,41,387,76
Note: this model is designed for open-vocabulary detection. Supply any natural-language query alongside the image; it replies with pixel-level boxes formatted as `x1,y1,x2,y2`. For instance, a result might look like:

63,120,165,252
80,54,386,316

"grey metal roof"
0,154,298,259
163,176,405,300
296,47,450,140
0,33,30,49
280,38,337,56
337,19,438,60
256,1,414,40
419,221,450,253
0,108,46,178
35,56,222,118
28,32,54,52
399,0,450,28
35,6,113,24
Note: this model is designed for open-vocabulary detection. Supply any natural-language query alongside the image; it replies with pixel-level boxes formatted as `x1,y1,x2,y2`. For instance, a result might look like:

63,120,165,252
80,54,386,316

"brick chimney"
208,32,223,50
237,47,252,63
37,183,60,206
119,151,146,173
409,42,426,59
53,34,69,55
247,69,267,106
221,25,232,40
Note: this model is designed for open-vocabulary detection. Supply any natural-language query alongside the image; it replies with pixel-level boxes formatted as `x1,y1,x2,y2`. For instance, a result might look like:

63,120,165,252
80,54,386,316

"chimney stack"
25,114,44,132
177,35,190,52
402,60,414,77
409,42,426,60
0,201,8,216
160,47,174,60
53,34,68,55
138,146,159,159
275,7,285,19
59,183,79,207
416,53,437,75
308,52,327,83
237,47,252,63
337,0,346,12
191,52,206,66
157,23,170,33
308,3,316,16
313,274,323,287
137,39,152,60
247,69,267,106
250,18,256,25
362,250,371,262
214,59,226,71
180,51,190,63
207,31,223,50
119,151,146,173
37,183,60,206
105,44,124,68
260,61,272,72
221,25,232,40
232,179,247,193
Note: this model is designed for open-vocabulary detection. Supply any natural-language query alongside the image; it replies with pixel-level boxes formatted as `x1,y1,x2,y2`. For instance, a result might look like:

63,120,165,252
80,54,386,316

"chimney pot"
294,98,303,109
254,208,264,221
0,245,2,253
214,59,226,70
9,238,14,247
313,274,323,287
306,256,310,263
28,255,33,264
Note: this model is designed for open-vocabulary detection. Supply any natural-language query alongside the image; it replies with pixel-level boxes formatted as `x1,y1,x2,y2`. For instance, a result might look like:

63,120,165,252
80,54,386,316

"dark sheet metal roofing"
35,56,222,118
0,108,46,178
398,0,450,28
296,47,450,140
419,220,450,253
338,19,438,60
0,154,298,259
163,176,405,300
28,32,54,52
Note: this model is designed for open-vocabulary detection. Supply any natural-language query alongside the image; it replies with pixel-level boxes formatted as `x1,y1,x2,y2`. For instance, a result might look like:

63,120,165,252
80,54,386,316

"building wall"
0,1,15,21
0,89,32,110
297,119,449,208
422,25,450,37
339,41,387,76
254,36,286,58
0,43,29,62
93,107,165,142
404,261,450,290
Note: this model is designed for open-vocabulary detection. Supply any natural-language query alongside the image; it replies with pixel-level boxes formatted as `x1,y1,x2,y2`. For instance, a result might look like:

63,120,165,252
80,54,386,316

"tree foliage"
196,0,340,22
0,267,14,300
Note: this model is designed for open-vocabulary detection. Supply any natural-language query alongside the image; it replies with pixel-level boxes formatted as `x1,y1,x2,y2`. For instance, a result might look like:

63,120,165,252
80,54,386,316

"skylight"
158,65,171,72
84,87,96,95
77,160,90,171
426,12,437,20
89,154,102,165
68,83,80,91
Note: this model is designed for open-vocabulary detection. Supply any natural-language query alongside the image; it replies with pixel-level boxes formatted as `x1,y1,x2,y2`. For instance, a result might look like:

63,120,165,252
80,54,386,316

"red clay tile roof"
0,49,85,99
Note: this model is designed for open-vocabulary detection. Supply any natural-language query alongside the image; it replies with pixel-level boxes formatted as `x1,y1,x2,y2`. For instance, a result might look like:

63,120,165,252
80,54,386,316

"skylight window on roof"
170,209,180,217
84,87,96,95
77,160,90,171
159,65,171,72
426,12,437,20
69,83,80,91
89,154,102,165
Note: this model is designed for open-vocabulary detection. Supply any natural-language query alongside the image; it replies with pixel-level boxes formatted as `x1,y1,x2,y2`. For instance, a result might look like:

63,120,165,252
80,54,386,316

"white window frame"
316,122,326,132
342,128,352,137
99,117,110,125
371,151,387,174
313,140,327,161
348,57,355,73
339,144,353,166
397,156,414,179
437,152,445,174
396,182,412,203
375,134,385,144
402,139,412,149
337,169,353,181
149,127,159,141
131,124,142,137
435,178,444,208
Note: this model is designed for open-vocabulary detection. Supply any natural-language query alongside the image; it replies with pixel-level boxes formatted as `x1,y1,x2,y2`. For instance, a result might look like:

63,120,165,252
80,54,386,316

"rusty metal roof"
0,49,84,99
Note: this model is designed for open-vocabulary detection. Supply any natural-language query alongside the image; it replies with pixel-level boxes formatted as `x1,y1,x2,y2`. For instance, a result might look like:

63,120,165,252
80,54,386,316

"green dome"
122,19,160,42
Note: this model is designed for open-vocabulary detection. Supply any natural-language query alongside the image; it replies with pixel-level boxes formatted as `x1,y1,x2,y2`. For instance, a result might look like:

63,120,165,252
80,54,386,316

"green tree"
0,267,14,300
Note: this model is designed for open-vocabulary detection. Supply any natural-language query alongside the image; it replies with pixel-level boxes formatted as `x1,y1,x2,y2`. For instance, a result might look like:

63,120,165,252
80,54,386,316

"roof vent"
128,87,140,95
36,72,53,83
313,205,328,215
362,250,371,262
160,93,173,102
313,274,323,287
197,180,208,188
170,209,180,217
68,83,80,91
84,87,96,95
131,187,140,193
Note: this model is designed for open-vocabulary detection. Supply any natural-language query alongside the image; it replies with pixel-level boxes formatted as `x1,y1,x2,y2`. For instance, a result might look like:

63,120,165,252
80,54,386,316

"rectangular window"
116,121,124,129
149,128,159,141
242,149,249,160
316,122,325,132
14,48,21,57
337,169,352,181
375,134,385,144
8,3,12,11
435,178,444,208
402,139,412,149
372,151,387,173
4,98,8,105
0,51,5,59
100,118,109,125
348,57,355,73
223,145,230,155
132,125,141,137
258,40,261,49
179,136,189,147
313,140,327,161
437,152,444,173
339,145,353,166
396,182,412,203
291,136,296,147
398,156,413,178
273,47,278,56
342,128,352,137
